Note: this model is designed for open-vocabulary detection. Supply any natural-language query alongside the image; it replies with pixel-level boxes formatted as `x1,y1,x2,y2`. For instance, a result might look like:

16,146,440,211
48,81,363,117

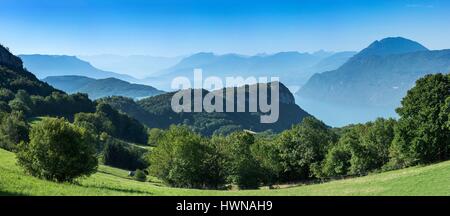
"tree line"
146,73,450,189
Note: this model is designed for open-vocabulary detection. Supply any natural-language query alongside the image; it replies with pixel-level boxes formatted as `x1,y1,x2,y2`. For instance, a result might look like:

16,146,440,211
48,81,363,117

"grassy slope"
1,148,449,196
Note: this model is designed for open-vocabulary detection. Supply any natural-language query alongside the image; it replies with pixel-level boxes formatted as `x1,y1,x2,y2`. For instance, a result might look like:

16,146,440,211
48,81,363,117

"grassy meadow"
1,148,449,196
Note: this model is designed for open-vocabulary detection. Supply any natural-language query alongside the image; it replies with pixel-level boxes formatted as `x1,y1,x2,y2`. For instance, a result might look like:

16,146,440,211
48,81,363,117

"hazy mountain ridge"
43,75,164,100
299,37,450,107
145,51,354,91
79,54,184,78
19,55,138,83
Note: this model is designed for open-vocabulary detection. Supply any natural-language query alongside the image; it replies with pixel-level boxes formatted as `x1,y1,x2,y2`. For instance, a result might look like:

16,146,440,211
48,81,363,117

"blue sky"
0,0,449,56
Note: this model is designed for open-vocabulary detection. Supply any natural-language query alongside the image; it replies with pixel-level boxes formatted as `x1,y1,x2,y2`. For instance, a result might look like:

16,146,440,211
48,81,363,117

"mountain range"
43,75,164,100
145,51,355,91
78,54,184,79
297,37,450,126
299,37,450,106
19,55,138,83
14,36,450,128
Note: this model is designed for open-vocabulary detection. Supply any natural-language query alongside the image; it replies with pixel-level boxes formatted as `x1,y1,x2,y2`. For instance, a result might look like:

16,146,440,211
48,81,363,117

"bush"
134,169,147,182
16,118,98,182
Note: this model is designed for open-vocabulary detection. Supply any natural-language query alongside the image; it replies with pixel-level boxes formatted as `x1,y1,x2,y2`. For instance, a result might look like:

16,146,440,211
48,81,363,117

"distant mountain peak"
357,37,428,57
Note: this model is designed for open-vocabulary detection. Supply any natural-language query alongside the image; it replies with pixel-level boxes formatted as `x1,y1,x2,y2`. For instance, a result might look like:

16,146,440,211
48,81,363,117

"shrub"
16,118,98,182
134,169,147,182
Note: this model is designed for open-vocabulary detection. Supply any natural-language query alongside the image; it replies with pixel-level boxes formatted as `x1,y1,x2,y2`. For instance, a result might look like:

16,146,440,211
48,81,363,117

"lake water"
294,95,398,127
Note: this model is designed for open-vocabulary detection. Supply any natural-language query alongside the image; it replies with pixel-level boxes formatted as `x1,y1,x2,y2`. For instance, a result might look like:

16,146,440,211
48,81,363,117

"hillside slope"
101,82,310,136
43,75,164,100
0,46,59,97
1,148,449,196
299,37,450,107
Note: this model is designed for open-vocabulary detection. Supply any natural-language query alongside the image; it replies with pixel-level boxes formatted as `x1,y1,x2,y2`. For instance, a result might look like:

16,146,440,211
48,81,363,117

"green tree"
390,73,450,168
219,131,263,189
276,117,336,181
16,118,98,182
148,125,224,188
96,103,148,144
250,136,282,184
319,143,352,178
74,112,115,135
0,111,29,151
317,119,396,178
0,101,11,113
102,135,148,170
8,90,32,116
0,88,15,102
147,128,164,146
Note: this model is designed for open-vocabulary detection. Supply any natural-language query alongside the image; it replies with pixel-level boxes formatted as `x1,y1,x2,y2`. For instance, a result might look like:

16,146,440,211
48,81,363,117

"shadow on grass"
97,170,132,181
0,190,26,196
79,184,153,195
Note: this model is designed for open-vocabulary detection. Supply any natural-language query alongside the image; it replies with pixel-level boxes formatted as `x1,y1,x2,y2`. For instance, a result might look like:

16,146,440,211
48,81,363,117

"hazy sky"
0,0,449,56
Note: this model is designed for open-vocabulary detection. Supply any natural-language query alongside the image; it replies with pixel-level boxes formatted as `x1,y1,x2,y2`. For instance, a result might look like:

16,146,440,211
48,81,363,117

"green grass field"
1,148,449,196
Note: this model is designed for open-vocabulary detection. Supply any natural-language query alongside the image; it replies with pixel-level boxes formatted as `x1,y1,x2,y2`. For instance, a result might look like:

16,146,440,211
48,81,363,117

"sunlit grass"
1,148,449,196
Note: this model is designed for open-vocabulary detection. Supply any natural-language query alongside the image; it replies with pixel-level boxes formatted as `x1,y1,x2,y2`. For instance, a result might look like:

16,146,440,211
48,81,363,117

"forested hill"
299,37,450,107
43,75,164,100
0,44,149,147
100,82,310,136
0,45,59,97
